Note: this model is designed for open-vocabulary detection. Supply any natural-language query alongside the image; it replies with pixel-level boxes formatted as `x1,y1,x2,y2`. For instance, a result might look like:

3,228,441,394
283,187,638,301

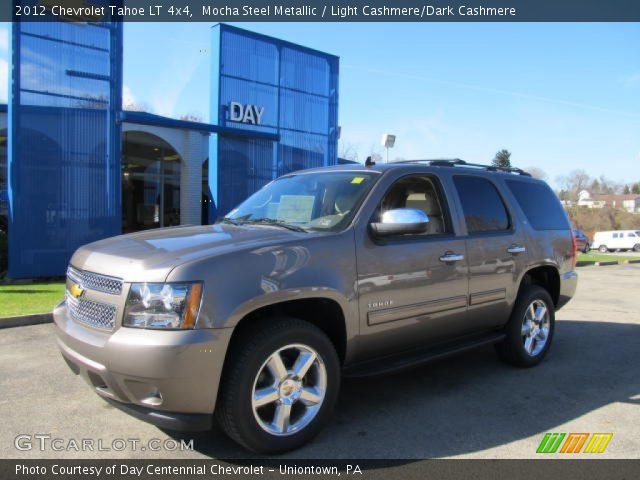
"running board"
343,331,506,378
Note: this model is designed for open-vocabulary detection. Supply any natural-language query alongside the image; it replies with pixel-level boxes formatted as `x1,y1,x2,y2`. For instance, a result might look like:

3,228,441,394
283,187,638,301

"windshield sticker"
351,176,365,184
277,195,315,223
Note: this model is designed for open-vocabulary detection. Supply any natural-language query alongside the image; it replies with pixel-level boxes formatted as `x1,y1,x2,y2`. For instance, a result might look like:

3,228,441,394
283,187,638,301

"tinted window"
454,176,509,233
506,180,569,231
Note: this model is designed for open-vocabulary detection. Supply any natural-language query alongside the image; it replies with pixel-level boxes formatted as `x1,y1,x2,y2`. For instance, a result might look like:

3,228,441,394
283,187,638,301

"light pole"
381,134,396,163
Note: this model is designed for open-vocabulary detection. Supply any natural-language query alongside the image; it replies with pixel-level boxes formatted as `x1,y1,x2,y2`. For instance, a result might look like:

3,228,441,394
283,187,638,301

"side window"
613,233,619,238
628,233,636,238
454,176,510,233
377,175,450,235
505,179,569,231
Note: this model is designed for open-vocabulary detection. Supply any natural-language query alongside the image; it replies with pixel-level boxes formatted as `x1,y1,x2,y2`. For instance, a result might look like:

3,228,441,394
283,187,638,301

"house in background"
577,189,640,213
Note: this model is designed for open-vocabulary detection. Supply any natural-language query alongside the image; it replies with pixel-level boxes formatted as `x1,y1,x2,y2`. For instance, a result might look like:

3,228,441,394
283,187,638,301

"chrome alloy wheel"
521,300,550,356
251,344,327,436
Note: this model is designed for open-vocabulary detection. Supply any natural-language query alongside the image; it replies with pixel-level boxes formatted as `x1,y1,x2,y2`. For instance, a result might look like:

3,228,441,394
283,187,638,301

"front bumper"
53,301,233,431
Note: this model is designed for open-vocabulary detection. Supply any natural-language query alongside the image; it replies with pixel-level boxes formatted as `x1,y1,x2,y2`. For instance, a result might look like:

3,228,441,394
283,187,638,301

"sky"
1,22,639,187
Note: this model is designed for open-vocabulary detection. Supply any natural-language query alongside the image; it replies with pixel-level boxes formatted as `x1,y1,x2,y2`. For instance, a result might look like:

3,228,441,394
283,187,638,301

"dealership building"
2,22,340,278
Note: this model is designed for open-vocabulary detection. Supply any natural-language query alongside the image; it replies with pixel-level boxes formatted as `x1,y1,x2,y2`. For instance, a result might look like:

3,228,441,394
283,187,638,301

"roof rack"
394,158,531,177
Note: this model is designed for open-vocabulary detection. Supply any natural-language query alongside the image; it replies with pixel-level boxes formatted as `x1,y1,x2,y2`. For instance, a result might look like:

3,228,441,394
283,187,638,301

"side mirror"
369,208,430,237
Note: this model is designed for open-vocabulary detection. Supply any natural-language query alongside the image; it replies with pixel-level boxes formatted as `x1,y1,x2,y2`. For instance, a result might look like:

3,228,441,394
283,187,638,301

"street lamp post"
381,134,396,163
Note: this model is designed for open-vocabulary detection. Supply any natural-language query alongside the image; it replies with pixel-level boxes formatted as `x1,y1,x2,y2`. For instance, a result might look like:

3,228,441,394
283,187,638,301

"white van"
592,230,640,253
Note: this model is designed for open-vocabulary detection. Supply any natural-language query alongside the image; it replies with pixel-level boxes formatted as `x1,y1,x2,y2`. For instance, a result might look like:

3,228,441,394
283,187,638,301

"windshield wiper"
244,218,307,233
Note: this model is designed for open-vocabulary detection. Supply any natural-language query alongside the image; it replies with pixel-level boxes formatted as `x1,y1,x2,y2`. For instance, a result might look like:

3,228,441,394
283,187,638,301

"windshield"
222,171,379,231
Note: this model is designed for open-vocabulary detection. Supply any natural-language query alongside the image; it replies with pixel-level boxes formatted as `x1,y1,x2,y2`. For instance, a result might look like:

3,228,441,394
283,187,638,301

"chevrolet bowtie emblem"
69,283,85,299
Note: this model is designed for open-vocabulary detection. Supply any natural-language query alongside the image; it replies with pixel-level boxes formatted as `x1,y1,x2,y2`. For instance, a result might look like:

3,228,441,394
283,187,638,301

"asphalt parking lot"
1,264,639,460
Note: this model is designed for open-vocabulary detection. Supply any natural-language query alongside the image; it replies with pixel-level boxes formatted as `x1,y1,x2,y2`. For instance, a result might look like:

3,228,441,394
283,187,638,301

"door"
355,174,470,359
452,175,529,327
612,232,626,250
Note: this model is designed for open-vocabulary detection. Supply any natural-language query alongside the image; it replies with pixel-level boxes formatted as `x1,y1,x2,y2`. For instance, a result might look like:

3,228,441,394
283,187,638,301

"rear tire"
583,244,590,253
634,244,640,252
495,285,555,368
216,317,340,454
599,245,608,253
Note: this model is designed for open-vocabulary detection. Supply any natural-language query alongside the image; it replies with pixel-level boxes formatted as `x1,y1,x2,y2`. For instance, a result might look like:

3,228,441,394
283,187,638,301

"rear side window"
453,176,510,233
506,180,569,230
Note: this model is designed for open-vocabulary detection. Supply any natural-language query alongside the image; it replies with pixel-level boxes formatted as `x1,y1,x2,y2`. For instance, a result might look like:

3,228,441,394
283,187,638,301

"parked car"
54,160,578,453
592,230,640,253
572,228,590,253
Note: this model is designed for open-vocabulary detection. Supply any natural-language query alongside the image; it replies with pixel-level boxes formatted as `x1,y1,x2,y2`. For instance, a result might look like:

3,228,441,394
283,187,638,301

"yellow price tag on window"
351,177,364,184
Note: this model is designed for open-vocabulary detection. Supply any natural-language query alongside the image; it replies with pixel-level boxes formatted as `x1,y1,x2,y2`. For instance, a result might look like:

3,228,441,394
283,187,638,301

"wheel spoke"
537,328,548,341
266,352,288,381
527,303,536,321
524,336,534,354
272,402,292,434
300,387,322,406
521,320,532,336
293,351,317,378
253,387,279,408
535,305,548,322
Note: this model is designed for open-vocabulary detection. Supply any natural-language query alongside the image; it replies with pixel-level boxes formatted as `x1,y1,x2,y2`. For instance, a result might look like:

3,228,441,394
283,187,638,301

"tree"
338,141,359,162
632,183,640,195
623,185,631,195
123,101,151,113
525,166,547,181
179,113,203,122
557,169,590,202
367,143,384,164
492,149,512,169
595,175,620,194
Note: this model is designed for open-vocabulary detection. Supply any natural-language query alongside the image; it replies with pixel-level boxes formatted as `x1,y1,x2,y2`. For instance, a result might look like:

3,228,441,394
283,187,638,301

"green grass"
577,252,638,266
0,282,65,318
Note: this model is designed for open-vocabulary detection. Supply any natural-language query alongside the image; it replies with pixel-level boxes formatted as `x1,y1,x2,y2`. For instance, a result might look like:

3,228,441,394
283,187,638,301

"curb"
594,261,618,266
0,312,53,329
625,259,640,264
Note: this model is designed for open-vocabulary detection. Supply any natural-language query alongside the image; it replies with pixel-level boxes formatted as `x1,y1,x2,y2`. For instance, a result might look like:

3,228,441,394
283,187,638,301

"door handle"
507,244,526,254
439,253,465,263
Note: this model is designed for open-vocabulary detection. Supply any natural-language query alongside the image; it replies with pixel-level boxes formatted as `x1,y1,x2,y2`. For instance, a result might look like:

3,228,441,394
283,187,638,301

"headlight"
123,282,203,330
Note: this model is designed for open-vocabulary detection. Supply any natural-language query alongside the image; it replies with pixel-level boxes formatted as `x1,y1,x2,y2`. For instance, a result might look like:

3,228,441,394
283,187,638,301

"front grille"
67,266,123,295
66,292,116,331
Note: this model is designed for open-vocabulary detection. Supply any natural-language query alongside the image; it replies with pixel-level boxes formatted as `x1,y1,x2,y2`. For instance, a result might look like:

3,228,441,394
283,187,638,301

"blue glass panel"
278,130,329,176
210,25,339,217
8,17,122,278
280,47,332,96
217,136,274,215
279,89,330,135
220,30,278,85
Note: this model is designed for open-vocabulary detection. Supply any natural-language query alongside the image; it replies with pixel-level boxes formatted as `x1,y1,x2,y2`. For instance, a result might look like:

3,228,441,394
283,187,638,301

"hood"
70,224,310,282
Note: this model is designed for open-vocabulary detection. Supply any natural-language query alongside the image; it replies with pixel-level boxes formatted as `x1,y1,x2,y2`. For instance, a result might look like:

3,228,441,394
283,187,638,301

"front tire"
599,245,608,253
216,317,340,454
634,244,640,252
583,243,590,253
495,285,555,367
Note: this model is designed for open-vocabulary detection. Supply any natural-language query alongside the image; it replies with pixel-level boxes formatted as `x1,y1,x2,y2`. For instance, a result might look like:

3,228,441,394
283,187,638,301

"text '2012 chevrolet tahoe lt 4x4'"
55,159,578,453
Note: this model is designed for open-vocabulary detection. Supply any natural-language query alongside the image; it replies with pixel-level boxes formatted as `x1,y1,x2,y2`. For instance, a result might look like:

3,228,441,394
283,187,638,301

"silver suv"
55,160,578,453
